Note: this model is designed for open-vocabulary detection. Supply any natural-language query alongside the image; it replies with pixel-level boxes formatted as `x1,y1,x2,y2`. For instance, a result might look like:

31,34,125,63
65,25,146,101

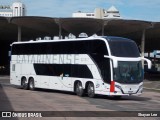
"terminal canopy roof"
0,16,160,51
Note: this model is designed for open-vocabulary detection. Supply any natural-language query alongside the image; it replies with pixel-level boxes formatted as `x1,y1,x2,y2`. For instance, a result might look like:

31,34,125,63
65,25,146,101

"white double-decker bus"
10,36,151,98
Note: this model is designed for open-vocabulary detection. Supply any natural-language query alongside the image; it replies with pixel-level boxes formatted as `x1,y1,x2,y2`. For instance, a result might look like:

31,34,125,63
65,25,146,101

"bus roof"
11,36,134,45
103,36,133,42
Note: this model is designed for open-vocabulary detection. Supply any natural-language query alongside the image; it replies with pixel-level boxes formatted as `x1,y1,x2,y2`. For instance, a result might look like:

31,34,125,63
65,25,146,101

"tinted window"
34,64,93,79
90,54,111,83
11,40,108,55
107,38,140,57
113,61,143,84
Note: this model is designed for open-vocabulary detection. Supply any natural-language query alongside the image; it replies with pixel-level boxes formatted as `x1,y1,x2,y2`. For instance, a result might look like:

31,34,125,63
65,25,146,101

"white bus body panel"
10,52,143,96
10,37,146,96
10,54,104,91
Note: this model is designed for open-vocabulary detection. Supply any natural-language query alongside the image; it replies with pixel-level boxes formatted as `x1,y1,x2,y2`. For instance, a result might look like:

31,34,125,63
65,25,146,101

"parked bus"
145,51,160,74
10,36,151,98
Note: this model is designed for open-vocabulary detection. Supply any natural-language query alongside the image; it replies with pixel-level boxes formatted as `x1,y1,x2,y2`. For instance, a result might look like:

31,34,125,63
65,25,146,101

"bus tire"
29,78,35,91
75,82,84,97
87,82,95,98
21,77,28,90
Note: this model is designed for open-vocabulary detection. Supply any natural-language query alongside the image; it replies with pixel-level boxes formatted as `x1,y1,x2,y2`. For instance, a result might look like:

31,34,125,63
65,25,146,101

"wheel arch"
73,80,82,92
21,76,27,85
85,81,94,92
28,76,35,90
28,76,34,82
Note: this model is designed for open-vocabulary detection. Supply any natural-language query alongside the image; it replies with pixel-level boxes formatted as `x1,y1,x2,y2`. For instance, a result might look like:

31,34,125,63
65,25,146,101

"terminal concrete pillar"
102,21,109,36
59,22,62,39
18,26,21,42
148,52,150,58
55,19,62,39
102,24,105,36
141,29,146,68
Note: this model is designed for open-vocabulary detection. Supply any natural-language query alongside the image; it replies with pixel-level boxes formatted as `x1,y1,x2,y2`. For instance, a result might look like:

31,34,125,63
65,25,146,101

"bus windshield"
107,37,140,57
113,61,143,84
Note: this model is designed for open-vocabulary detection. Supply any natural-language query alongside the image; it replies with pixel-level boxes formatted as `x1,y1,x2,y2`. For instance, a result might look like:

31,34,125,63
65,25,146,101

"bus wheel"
75,82,84,97
29,78,35,91
21,77,28,90
87,82,95,98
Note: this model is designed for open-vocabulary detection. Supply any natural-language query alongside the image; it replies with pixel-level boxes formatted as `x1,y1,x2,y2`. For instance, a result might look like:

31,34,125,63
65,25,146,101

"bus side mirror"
142,57,152,69
104,55,118,68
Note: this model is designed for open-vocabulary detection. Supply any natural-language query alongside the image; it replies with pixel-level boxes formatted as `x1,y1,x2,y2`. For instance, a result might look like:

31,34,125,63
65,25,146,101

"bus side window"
12,64,15,71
